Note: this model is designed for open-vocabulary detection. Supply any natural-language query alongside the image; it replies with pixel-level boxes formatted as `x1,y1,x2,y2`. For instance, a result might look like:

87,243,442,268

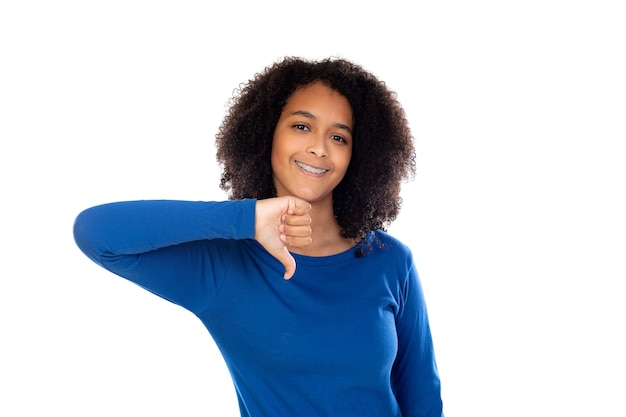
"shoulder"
360,230,415,277
370,230,413,259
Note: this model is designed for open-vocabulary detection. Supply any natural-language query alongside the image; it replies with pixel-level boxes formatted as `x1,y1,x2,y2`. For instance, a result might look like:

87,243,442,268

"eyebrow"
291,110,353,135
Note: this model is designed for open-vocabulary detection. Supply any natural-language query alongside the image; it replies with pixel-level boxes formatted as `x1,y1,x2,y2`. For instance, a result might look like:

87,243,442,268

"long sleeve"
392,260,444,417
73,199,257,312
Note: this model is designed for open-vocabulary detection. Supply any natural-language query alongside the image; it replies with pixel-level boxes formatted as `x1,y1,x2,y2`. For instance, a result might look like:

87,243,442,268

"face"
271,81,353,205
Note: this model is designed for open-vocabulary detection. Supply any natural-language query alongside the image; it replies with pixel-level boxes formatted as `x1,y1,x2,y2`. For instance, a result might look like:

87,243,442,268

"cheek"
270,136,282,171
339,149,352,173
270,140,296,180
270,154,283,180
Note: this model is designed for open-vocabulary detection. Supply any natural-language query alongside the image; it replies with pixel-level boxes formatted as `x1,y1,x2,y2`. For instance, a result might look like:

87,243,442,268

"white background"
1,1,625,416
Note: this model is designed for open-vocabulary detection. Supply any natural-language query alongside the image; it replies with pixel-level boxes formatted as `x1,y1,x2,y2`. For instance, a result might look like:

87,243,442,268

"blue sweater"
73,199,443,417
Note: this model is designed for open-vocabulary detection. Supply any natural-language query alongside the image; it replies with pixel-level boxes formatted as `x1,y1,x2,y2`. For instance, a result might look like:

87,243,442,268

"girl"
74,56,444,416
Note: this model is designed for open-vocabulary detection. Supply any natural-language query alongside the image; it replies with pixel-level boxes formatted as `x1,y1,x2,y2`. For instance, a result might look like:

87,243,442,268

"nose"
306,134,328,158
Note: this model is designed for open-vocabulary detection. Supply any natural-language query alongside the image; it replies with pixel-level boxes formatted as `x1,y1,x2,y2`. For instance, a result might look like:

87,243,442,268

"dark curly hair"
215,56,415,254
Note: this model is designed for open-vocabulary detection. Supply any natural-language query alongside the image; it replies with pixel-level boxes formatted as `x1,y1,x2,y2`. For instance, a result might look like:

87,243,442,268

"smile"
295,161,328,175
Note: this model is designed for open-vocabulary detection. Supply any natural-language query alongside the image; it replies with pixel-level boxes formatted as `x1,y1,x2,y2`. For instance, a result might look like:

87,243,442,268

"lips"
295,160,329,175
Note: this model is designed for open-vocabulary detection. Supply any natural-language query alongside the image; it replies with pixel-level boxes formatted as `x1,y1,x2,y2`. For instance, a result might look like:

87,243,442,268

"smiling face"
271,81,353,205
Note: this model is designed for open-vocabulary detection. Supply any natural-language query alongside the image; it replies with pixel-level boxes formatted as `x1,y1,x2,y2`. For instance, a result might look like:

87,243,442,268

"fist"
254,197,312,279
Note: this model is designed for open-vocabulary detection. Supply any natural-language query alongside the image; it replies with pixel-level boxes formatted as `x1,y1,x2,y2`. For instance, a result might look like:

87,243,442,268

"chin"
298,192,333,206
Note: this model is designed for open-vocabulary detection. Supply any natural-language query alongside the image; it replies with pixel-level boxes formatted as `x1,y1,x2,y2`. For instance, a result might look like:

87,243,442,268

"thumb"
274,246,296,280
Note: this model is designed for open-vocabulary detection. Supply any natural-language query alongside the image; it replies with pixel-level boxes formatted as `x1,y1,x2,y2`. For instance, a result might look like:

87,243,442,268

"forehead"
283,81,352,118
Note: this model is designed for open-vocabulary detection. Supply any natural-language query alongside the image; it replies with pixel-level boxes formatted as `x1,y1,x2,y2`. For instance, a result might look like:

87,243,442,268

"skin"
255,82,355,279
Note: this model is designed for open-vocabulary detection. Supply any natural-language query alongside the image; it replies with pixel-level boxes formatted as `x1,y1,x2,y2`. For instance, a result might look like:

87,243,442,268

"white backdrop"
2,1,625,416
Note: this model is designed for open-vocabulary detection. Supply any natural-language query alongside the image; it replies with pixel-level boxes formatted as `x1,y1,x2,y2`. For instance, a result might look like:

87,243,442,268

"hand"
254,197,312,280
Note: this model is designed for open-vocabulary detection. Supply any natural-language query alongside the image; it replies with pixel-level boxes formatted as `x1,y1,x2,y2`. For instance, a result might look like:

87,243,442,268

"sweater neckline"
289,245,358,266
248,232,376,267
284,231,376,266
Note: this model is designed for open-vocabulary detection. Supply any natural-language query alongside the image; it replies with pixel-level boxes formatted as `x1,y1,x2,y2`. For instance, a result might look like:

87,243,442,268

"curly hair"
215,56,416,254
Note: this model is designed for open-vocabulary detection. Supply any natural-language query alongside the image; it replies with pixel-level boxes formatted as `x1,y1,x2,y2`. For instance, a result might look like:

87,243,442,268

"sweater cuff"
237,198,257,240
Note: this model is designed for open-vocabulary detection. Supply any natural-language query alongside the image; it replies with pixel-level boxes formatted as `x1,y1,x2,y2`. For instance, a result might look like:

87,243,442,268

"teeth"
296,161,328,174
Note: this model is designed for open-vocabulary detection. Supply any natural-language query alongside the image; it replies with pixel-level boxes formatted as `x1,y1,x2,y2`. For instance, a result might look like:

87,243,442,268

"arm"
391,262,444,417
73,199,257,311
73,199,256,263
73,197,313,308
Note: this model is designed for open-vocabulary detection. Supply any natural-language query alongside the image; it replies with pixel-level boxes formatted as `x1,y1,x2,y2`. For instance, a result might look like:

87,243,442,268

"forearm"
73,199,256,266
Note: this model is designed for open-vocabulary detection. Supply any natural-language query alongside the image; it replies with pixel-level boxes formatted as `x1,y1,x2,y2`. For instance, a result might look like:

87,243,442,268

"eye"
293,124,310,131
331,134,347,143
